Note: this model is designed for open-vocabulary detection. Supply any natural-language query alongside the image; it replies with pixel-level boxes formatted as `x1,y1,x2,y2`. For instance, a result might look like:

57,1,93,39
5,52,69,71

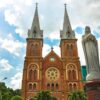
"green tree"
68,91,87,100
32,90,57,100
11,95,22,100
0,82,21,100
50,96,57,100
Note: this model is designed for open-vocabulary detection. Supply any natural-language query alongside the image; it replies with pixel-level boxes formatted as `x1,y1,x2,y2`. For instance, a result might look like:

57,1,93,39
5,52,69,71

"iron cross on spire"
64,3,67,8
36,2,38,8
51,46,54,51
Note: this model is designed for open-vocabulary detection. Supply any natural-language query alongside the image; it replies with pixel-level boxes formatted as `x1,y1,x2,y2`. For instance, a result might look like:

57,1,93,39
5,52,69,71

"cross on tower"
36,2,38,8
64,3,67,8
51,47,54,51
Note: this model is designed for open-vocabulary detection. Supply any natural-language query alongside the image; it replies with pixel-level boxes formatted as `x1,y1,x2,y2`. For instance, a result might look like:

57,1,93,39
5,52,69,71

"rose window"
46,67,59,81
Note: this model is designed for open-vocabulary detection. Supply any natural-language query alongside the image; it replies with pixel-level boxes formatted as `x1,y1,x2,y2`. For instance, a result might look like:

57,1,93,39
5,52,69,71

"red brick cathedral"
22,4,83,100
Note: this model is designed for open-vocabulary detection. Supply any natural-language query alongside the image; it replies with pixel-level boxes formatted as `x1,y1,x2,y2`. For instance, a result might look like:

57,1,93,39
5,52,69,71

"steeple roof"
60,4,75,39
28,3,43,39
63,4,72,32
31,3,40,31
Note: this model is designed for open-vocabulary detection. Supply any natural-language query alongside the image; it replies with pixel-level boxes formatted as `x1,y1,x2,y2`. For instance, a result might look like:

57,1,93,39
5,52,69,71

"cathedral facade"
22,5,83,100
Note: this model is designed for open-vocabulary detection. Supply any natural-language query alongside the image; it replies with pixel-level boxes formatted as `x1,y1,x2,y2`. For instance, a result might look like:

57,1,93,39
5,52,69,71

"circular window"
50,57,55,62
46,67,59,81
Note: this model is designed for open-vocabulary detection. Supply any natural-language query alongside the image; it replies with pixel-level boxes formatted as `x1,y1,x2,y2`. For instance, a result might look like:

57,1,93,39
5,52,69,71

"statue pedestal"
86,81,100,100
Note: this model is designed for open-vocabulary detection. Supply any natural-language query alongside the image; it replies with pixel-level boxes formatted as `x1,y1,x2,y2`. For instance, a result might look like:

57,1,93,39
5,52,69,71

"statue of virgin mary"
82,26,100,81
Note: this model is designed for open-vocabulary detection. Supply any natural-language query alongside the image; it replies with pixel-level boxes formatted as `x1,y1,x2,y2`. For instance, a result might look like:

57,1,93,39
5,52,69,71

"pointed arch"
47,83,50,90
66,63,78,80
30,44,34,56
67,44,70,49
33,26,37,37
68,70,72,80
69,83,72,91
30,43,39,56
56,83,59,90
69,44,73,56
28,64,39,81
72,70,76,80
33,83,36,90
51,83,54,91
29,69,33,81
33,26,37,33
28,83,32,90
73,83,77,91
33,69,37,80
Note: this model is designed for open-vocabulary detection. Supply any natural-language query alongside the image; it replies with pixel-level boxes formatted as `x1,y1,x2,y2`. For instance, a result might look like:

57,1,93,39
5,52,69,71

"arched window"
69,84,72,91
30,44,39,56
31,44,34,56
67,44,73,56
33,69,37,80
33,27,37,37
73,83,77,91
72,70,76,80
66,26,71,38
29,83,32,90
33,83,36,90
33,30,36,34
28,64,38,81
47,83,50,90
68,70,72,80
67,64,77,81
56,83,59,90
69,44,73,56
51,83,54,91
71,44,73,49
67,44,70,49
29,70,33,81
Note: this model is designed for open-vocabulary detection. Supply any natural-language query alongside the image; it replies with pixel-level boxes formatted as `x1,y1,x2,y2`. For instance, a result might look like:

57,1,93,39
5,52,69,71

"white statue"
82,26,100,81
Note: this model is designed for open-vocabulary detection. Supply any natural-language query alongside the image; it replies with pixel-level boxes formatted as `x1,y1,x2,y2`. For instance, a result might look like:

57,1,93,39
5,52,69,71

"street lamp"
0,77,7,82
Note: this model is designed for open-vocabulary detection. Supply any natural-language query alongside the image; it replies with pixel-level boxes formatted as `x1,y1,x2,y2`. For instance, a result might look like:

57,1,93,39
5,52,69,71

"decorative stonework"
22,4,83,100
46,67,59,81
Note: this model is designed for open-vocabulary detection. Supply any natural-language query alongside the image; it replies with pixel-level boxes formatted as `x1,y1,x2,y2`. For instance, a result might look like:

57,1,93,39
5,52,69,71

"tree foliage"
0,82,21,100
11,95,22,100
68,91,87,100
32,90,57,100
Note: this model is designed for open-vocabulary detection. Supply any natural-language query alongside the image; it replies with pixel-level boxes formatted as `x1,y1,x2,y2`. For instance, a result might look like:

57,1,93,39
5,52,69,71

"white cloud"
0,0,100,89
94,27,100,34
0,0,13,8
3,0,33,38
0,59,13,71
0,0,100,38
43,43,60,57
43,44,51,57
76,33,86,65
0,33,25,56
4,9,17,25
53,46,60,56
48,31,60,40
10,72,22,90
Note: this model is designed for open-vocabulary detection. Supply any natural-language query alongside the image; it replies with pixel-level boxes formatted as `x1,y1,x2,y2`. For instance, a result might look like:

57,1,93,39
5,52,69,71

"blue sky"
0,0,100,89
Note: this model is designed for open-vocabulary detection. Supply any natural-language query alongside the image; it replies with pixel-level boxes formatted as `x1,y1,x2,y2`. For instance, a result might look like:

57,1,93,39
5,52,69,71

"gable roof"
43,49,61,61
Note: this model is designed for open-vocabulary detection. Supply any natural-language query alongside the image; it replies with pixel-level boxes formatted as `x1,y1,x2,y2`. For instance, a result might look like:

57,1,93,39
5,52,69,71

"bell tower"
60,4,83,98
22,4,43,100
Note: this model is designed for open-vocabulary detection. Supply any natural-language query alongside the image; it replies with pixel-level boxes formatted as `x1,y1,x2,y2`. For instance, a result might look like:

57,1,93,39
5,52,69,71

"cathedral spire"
31,3,40,31
28,3,43,39
63,4,72,32
60,4,75,39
